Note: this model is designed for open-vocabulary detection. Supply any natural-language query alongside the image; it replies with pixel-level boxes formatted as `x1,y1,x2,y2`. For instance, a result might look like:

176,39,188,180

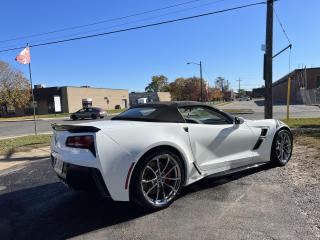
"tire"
130,149,184,210
271,129,293,166
91,114,97,119
71,115,77,120
100,116,104,119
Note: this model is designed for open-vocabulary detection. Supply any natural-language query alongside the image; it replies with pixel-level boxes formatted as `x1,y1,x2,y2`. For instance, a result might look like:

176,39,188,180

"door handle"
183,127,189,132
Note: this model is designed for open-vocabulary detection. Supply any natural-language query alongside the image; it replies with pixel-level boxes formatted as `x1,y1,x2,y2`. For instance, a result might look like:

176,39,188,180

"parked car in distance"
238,96,251,101
70,107,105,120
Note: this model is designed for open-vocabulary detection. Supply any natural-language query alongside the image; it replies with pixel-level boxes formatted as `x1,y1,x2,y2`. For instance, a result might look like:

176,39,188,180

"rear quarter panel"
96,121,196,201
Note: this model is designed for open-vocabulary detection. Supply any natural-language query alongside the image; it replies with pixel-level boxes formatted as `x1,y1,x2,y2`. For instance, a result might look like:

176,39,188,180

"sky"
0,0,319,92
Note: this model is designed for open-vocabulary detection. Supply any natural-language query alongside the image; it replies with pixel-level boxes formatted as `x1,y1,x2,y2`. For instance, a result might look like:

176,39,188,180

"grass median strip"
0,134,52,156
222,108,254,114
0,113,70,121
282,118,320,128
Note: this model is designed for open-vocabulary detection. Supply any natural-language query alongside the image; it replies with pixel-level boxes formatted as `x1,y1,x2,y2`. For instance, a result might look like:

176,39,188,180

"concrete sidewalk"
0,146,50,172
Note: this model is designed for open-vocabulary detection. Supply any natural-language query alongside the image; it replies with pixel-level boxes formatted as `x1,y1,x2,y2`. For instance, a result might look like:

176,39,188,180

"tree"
169,77,205,101
215,77,229,92
209,87,224,101
145,75,169,92
0,61,31,114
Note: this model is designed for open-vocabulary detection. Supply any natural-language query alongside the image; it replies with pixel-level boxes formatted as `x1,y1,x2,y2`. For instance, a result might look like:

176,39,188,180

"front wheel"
271,129,293,166
130,150,184,210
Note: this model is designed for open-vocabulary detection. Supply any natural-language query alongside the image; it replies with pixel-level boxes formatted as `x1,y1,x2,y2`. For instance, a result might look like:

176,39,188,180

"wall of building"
65,87,129,113
272,77,298,104
129,92,171,106
156,92,171,102
272,68,320,104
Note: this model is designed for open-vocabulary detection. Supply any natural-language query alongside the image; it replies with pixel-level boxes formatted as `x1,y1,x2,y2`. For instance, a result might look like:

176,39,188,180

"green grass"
0,134,52,155
223,109,254,114
106,109,125,114
214,102,232,107
282,118,320,128
0,113,70,121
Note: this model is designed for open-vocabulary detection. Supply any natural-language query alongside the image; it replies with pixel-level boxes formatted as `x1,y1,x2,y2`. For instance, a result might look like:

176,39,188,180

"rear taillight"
66,135,93,148
66,135,96,155
66,135,96,156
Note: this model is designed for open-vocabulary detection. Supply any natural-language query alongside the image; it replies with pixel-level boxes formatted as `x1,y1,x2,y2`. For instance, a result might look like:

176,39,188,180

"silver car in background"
70,107,106,120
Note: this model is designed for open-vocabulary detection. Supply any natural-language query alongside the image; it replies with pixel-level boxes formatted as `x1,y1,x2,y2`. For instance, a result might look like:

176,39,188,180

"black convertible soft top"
111,101,234,123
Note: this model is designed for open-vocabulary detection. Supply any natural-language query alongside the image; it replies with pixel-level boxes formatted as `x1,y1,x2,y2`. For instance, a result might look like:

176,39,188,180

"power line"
0,1,266,54
2,0,230,49
273,6,291,44
0,0,209,45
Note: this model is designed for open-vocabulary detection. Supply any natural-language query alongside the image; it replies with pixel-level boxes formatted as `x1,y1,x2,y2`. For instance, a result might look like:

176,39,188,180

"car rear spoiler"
51,124,100,133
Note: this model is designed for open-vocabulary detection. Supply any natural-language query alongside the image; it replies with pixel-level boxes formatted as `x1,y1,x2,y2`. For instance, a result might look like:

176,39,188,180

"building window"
317,76,320,88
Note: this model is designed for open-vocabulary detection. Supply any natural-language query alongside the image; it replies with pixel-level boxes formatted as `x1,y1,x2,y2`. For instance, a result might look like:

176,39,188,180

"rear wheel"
71,115,77,120
271,129,293,166
131,149,184,210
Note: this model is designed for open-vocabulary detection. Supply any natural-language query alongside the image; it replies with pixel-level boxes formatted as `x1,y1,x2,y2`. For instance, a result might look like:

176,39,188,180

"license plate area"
53,158,66,178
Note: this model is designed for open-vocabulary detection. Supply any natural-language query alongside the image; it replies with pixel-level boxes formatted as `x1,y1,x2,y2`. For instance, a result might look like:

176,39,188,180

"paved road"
0,101,319,138
0,142,319,240
0,117,112,139
220,99,320,120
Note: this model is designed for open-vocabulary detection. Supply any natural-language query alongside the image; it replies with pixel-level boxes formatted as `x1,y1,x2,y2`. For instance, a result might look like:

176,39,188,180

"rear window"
111,106,185,123
116,107,157,118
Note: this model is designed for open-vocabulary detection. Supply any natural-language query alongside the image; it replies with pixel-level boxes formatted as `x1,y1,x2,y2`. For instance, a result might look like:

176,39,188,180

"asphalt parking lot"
0,140,319,240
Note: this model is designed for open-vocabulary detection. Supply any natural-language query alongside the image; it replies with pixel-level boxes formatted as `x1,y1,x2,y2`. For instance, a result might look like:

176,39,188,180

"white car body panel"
51,110,290,202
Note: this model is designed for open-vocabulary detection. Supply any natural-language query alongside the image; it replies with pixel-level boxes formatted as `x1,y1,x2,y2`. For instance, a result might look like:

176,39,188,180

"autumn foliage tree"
169,77,208,101
145,75,170,92
0,61,31,114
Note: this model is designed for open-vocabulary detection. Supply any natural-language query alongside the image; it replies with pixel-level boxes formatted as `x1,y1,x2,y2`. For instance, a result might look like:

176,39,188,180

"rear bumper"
51,155,110,198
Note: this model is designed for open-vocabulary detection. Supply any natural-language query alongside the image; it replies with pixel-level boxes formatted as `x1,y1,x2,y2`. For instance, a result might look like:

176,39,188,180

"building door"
82,98,92,108
121,99,128,109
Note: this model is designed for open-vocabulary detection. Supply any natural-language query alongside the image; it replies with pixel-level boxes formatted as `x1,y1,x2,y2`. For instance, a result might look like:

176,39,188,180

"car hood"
241,118,288,129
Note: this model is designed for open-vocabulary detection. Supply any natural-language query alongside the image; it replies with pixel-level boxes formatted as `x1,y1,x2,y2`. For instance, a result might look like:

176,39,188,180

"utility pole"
187,61,203,102
264,0,274,119
236,78,242,97
199,61,203,102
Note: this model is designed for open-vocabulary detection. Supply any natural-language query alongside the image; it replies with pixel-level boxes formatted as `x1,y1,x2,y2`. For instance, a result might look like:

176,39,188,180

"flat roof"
273,67,320,87
34,86,128,91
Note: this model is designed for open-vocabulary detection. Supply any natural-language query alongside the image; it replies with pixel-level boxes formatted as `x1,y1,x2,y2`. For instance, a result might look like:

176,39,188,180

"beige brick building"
129,92,171,106
34,86,129,114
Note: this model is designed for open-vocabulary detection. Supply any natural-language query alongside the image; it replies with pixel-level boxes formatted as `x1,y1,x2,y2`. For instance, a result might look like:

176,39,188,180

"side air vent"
261,128,268,137
253,128,268,150
253,138,264,150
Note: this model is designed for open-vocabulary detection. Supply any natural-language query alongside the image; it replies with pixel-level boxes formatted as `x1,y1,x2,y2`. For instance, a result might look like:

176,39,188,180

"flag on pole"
15,47,31,64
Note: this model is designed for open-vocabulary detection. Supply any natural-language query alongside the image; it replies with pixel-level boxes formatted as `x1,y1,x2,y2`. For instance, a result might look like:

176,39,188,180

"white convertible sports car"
51,101,293,209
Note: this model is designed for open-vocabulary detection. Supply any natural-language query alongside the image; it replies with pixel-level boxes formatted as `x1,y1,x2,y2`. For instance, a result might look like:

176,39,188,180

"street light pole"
187,61,203,102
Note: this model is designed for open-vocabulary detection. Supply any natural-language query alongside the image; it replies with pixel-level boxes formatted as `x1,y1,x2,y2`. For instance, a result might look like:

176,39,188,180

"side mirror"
234,117,241,125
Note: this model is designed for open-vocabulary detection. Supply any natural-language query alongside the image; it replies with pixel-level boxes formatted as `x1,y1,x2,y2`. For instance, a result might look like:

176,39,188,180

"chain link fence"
300,88,320,105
